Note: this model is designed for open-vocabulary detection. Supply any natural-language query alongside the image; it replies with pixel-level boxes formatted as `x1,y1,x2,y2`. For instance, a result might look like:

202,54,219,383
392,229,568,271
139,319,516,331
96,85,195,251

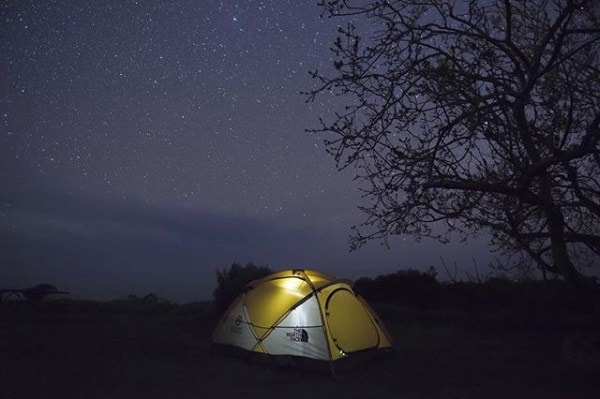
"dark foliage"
213,262,273,314
355,268,441,307
22,283,61,301
355,269,599,312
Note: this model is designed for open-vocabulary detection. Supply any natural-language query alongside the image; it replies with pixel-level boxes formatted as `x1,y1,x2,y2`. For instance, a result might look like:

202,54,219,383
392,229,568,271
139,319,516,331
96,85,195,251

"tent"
211,269,392,364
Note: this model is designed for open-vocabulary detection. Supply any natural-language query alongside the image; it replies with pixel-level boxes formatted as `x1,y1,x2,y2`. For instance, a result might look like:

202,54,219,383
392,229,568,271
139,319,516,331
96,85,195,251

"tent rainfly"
211,269,393,363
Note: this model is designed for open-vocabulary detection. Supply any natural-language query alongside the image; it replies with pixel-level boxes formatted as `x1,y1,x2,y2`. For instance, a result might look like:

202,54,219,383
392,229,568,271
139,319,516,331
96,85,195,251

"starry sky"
1,0,491,302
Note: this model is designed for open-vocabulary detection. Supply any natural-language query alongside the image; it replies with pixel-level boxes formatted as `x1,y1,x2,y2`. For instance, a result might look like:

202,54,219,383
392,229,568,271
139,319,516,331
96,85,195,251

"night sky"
1,0,491,302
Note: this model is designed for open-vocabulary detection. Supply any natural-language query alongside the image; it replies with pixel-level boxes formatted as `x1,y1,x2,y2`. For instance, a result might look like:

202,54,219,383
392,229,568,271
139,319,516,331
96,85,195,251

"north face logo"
230,315,243,334
286,328,308,343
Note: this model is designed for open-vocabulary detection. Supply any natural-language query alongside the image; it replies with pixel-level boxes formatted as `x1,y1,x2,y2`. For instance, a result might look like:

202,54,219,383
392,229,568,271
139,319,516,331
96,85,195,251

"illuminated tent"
211,269,392,363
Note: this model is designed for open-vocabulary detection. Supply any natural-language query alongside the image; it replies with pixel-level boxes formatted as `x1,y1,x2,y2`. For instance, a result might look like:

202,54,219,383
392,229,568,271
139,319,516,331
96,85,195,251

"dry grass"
0,299,598,398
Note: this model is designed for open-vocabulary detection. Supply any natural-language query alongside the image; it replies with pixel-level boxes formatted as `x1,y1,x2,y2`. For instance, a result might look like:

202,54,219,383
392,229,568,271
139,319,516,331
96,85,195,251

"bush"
355,268,441,307
213,262,272,314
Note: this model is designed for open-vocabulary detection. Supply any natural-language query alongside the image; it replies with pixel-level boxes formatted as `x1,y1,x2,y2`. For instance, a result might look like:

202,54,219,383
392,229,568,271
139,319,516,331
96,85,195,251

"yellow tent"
211,269,392,362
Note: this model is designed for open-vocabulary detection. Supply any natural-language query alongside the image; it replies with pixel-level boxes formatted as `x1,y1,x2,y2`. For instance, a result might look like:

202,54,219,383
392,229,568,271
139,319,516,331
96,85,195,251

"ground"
0,299,598,398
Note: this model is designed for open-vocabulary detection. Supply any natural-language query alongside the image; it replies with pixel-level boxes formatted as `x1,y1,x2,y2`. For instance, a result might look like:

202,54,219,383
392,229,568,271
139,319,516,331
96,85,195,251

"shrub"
355,268,441,307
213,262,272,314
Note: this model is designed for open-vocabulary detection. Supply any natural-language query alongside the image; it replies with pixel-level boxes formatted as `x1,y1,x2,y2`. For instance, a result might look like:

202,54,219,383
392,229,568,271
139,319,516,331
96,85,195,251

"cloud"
0,186,494,301
0,186,332,301
2,185,313,243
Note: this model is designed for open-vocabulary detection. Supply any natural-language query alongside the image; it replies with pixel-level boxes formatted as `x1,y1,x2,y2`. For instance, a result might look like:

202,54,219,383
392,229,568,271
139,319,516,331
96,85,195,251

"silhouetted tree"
213,262,273,313
354,276,377,298
308,0,600,286
355,268,440,306
22,283,63,301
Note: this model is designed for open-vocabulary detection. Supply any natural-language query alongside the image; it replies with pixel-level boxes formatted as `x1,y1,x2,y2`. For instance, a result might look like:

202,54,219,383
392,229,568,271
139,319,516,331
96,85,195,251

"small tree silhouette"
22,284,61,302
213,262,272,314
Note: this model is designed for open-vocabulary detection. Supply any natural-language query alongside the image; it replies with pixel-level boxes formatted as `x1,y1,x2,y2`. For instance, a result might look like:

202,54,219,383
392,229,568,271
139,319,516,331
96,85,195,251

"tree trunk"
539,173,586,286
545,206,581,283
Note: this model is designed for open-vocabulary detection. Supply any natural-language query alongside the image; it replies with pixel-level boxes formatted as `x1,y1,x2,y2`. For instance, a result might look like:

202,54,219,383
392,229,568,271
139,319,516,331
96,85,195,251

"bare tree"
307,0,600,285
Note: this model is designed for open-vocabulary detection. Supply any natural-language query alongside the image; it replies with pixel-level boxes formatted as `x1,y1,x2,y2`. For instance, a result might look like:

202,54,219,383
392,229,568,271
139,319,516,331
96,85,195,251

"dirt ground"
1,300,598,399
